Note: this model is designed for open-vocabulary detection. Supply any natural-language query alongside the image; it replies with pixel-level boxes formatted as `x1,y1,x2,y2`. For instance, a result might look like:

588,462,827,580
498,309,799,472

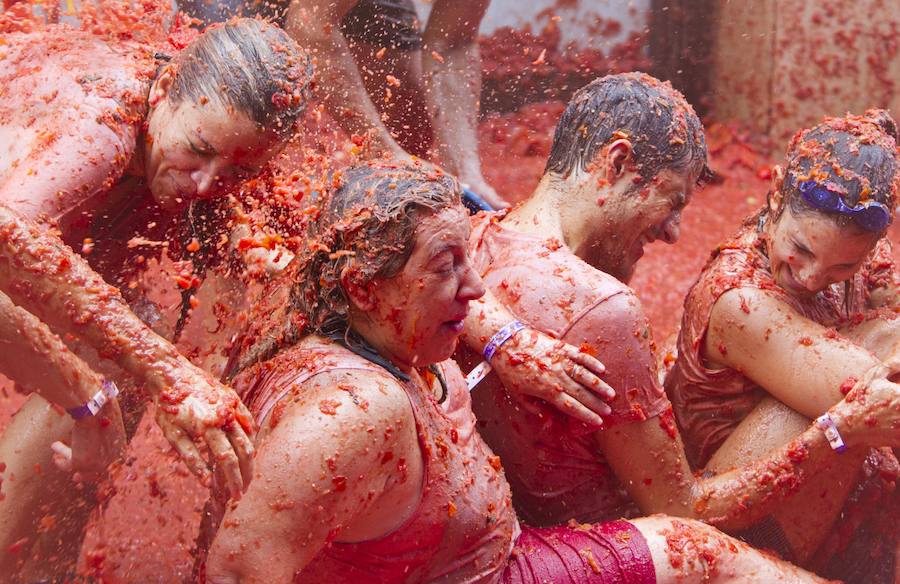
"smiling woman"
666,110,900,580
0,17,313,580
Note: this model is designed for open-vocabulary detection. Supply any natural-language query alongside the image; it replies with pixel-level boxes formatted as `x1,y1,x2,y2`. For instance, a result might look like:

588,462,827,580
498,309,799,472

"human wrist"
483,320,526,362
66,380,119,420
815,410,848,453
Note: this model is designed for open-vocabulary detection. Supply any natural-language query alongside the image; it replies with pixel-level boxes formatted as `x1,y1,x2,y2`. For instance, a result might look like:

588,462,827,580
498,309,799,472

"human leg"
706,396,870,563
634,516,833,583
501,517,829,583
0,394,78,577
344,40,433,157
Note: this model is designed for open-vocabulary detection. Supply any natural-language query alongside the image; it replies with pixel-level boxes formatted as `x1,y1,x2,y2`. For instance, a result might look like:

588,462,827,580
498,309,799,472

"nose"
191,169,215,197
661,211,682,244
458,260,486,302
795,262,827,292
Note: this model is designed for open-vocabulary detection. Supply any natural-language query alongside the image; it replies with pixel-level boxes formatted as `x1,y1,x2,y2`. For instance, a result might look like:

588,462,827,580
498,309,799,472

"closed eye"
792,240,813,256
236,165,261,179
188,139,214,157
428,249,456,273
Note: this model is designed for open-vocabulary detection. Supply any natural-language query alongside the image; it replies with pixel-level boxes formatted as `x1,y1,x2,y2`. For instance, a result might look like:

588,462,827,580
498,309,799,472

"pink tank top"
666,213,897,468
233,340,518,583
457,214,669,526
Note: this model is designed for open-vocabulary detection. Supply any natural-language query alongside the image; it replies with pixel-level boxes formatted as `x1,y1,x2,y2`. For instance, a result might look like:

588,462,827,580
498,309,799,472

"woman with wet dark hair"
667,110,900,581
0,18,312,578
206,161,830,584
178,0,507,209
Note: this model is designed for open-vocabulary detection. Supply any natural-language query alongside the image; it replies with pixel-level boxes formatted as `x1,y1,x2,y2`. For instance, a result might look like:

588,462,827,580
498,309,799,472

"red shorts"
503,520,656,584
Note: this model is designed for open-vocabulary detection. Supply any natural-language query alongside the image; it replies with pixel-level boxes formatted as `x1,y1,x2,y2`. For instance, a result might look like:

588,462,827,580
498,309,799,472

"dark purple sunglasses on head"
797,180,891,232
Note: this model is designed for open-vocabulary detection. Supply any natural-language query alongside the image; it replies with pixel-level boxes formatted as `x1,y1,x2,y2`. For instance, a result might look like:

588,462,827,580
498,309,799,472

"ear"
148,65,175,107
769,165,785,214
340,265,377,312
604,138,633,183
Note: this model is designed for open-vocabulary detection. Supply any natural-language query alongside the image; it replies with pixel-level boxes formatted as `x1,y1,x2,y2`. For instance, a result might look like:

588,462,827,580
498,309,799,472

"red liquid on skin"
1,10,899,580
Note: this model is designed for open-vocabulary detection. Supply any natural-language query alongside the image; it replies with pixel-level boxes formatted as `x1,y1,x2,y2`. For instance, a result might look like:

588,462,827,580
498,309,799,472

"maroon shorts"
502,520,656,584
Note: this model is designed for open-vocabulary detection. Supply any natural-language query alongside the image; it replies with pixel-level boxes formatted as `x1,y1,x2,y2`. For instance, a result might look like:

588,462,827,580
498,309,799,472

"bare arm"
599,406,866,531
707,288,885,418
593,287,900,531
284,0,407,159
601,376,900,533
207,370,420,583
461,288,615,426
0,289,125,475
422,0,505,207
0,205,255,498
0,289,101,410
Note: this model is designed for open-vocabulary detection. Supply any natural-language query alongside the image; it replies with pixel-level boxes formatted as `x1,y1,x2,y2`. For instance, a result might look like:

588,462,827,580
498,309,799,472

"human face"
358,205,486,369
144,98,278,210
605,168,696,282
766,206,880,297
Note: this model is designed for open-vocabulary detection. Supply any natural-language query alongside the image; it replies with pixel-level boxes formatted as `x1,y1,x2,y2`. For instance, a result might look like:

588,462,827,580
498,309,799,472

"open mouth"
442,320,465,333
442,312,468,333
779,266,810,295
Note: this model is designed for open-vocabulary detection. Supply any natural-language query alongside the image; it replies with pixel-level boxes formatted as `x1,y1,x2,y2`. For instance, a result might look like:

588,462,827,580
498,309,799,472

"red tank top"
666,213,898,469
233,340,518,583
456,214,669,526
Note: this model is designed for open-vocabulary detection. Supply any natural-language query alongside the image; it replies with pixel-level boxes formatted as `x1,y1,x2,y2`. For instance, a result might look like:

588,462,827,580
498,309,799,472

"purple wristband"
483,320,526,362
815,413,847,454
67,380,119,420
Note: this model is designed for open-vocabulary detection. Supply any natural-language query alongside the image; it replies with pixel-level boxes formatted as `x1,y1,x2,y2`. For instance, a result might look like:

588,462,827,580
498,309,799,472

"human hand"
490,328,615,427
831,371,900,448
51,399,126,480
152,371,256,501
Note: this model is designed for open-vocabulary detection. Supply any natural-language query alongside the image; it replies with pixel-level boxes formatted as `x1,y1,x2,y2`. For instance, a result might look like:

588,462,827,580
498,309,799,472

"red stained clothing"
234,341,519,583
666,213,898,469
458,213,669,526
502,521,656,584
234,339,657,583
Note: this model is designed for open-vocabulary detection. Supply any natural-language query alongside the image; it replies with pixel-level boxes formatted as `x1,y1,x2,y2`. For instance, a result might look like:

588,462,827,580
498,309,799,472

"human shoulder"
259,342,416,443
562,269,643,332
0,32,149,221
209,347,421,581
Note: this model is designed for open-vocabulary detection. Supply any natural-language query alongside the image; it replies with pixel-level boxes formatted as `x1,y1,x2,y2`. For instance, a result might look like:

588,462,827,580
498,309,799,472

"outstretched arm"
0,205,255,499
422,0,505,208
0,289,125,475
596,288,900,531
602,371,900,532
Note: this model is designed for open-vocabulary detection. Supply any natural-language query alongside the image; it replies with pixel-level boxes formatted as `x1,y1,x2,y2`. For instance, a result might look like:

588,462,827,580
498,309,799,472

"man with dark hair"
458,72,706,528
454,73,882,567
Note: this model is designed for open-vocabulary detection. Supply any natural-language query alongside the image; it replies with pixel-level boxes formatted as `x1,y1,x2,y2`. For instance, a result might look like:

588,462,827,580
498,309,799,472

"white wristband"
815,413,847,454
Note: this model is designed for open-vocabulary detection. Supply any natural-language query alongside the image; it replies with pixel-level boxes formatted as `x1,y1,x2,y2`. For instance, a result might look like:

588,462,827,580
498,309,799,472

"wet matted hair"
780,109,898,230
545,72,708,184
